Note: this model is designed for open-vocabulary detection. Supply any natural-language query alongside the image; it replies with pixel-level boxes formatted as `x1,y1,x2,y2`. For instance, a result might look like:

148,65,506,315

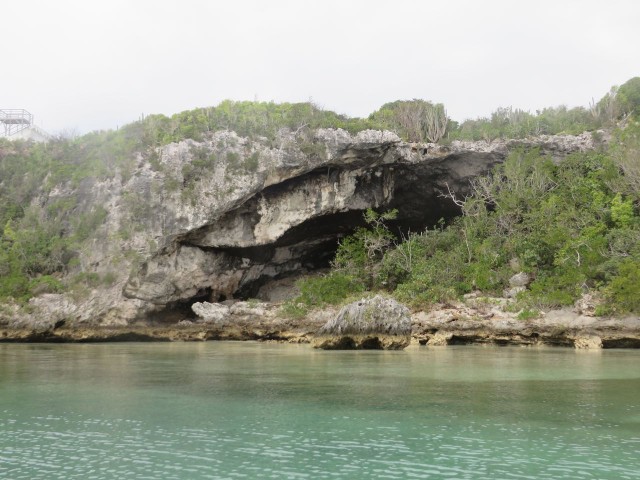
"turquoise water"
1,343,639,479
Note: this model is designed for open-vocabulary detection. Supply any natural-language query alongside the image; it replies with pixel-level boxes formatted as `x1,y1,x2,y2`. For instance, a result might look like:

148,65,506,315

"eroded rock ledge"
411,303,640,349
2,305,638,348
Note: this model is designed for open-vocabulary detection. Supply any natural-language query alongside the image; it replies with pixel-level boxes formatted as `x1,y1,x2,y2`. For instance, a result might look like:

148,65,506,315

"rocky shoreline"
2,299,639,349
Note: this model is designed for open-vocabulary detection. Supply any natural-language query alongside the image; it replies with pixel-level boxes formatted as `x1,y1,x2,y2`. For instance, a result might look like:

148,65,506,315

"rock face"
412,300,640,348
0,127,602,326
504,272,532,298
191,302,230,324
573,335,603,349
118,130,598,322
191,300,274,325
313,295,411,350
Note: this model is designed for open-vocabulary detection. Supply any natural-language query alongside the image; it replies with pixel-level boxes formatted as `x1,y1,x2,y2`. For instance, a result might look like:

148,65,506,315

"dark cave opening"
206,190,462,305
179,188,463,312
152,287,213,324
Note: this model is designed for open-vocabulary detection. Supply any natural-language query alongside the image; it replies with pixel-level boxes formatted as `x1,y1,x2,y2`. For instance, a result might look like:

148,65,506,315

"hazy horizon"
4,0,639,135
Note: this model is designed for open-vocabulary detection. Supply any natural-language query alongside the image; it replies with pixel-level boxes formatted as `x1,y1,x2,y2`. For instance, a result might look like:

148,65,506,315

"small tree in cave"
333,209,398,288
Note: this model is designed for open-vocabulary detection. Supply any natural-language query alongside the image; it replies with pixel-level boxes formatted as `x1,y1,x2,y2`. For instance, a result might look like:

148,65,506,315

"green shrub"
526,269,585,308
616,77,640,117
29,275,64,295
70,272,102,288
605,259,640,312
517,308,540,320
295,273,365,308
244,152,260,171
225,152,241,172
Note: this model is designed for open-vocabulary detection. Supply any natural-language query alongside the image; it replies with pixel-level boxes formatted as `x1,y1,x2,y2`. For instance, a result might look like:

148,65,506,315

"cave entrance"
229,162,475,302
152,287,213,324
215,186,463,304
227,209,371,301
135,151,504,321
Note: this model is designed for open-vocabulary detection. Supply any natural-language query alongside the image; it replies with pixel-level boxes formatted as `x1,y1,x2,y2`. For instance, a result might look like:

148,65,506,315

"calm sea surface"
0,342,639,479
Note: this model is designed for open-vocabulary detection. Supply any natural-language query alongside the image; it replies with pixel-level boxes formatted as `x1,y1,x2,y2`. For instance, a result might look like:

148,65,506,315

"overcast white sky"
3,0,639,134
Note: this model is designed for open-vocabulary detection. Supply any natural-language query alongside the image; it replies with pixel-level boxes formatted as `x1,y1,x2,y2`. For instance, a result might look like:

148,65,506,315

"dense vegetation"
289,120,640,316
1,77,639,307
450,77,640,141
132,76,640,145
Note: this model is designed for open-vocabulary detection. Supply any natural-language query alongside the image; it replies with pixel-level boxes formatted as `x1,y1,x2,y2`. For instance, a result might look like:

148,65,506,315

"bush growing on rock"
401,144,639,312
368,100,448,143
282,273,365,318
604,259,640,313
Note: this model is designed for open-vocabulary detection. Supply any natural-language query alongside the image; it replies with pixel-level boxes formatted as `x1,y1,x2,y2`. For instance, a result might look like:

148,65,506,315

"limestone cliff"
2,128,601,327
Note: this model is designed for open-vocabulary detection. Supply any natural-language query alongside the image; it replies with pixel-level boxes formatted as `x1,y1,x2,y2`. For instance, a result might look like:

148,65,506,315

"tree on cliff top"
369,100,448,143
616,77,640,118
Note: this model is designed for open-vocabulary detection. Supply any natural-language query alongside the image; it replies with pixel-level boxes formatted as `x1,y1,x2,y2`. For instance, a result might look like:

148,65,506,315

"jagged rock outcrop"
504,272,532,298
191,301,230,324
412,299,640,348
3,128,602,326
191,300,274,325
313,295,411,349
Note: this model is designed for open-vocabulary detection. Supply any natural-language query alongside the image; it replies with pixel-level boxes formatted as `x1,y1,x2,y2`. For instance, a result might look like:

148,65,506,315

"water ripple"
1,344,640,479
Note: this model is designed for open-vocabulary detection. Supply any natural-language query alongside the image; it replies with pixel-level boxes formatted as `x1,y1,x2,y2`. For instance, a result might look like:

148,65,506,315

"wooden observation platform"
0,109,33,136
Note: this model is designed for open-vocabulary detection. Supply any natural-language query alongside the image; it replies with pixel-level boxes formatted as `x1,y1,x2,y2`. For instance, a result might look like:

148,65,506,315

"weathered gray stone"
573,335,603,349
574,292,603,317
504,286,526,298
509,272,531,287
191,302,230,324
229,301,272,317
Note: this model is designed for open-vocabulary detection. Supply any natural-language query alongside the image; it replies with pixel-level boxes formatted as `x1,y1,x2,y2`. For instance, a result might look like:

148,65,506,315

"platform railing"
0,109,33,125
0,109,34,136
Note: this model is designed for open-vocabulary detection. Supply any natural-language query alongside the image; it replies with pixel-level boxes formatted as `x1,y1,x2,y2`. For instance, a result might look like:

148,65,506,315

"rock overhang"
122,129,599,318
124,157,501,309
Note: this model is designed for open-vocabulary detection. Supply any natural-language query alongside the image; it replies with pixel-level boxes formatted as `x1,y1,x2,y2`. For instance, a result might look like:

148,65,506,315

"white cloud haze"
3,0,639,134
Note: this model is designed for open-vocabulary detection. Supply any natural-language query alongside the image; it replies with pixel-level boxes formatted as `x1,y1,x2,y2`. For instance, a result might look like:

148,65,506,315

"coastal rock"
191,302,230,324
504,272,531,298
312,295,411,350
428,332,454,346
573,335,603,349
229,301,266,317
574,292,603,317
26,294,79,329
504,286,526,299
117,129,598,322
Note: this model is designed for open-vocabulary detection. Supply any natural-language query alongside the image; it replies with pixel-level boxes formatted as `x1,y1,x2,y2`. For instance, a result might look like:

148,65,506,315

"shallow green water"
0,343,639,479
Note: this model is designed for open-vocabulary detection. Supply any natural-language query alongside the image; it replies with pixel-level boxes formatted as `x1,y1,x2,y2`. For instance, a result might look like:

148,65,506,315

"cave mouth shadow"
173,202,461,319
151,287,213,324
